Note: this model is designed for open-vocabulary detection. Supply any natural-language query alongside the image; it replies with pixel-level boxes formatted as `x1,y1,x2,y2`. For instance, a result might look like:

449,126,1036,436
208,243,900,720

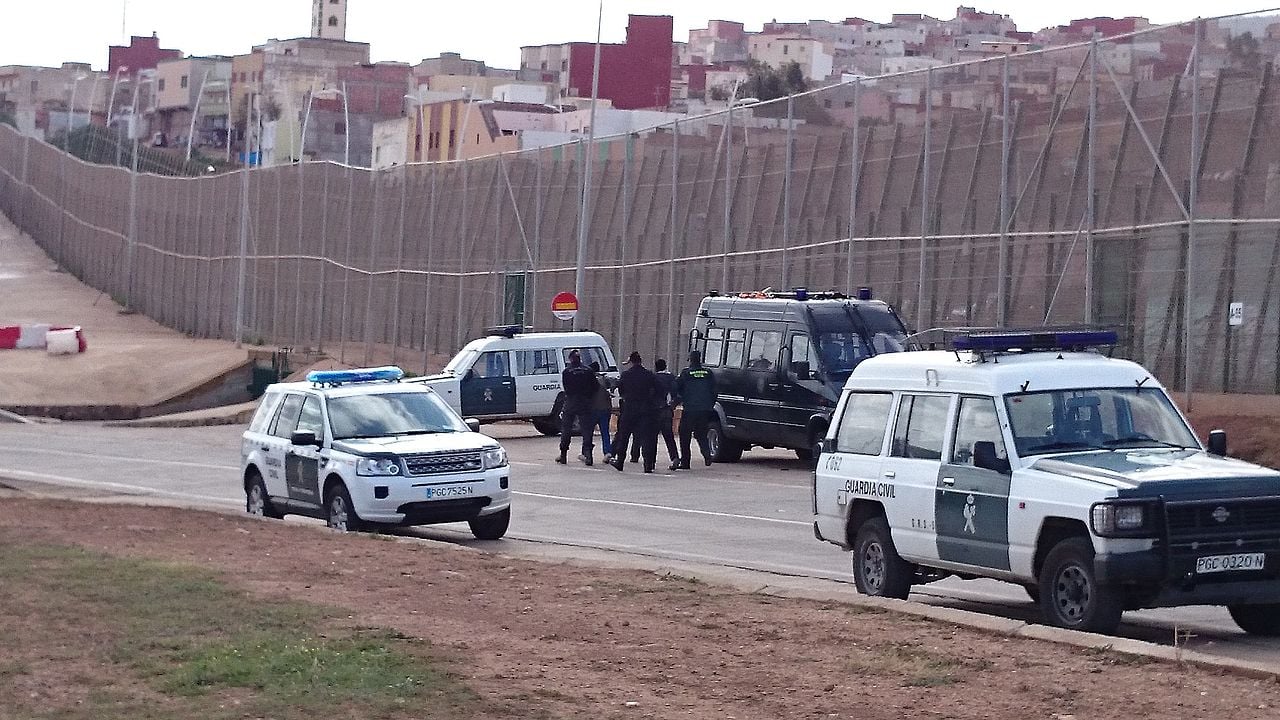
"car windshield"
1004,387,1199,457
443,349,478,374
328,392,467,440
811,305,908,376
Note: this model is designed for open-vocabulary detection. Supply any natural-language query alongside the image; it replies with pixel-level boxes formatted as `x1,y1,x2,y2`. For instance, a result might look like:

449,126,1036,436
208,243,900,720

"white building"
312,0,348,41
747,36,835,83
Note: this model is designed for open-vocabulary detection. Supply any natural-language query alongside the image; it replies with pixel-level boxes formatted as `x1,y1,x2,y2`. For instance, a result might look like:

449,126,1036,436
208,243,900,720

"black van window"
703,327,725,367
747,330,782,372
790,334,819,371
724,328,747,368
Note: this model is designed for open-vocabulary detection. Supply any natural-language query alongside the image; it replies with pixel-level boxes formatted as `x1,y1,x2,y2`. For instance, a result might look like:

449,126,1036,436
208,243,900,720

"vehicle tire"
851,516,913,599
1023,584,1041,603
324,482,364,533
245,471,283,519
1228,604,1280,636
797,425,826,467
1038,537,1123,634
707,419,744,463
531,416,560,436
469,507,511,540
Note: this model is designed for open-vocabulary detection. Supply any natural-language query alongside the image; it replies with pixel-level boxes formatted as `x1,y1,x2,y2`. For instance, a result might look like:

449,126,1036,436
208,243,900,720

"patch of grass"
846,642,988,688
0,542,481,719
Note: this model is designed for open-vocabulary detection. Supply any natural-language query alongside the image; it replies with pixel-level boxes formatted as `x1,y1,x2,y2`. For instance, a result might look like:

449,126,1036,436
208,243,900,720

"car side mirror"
465,418,481,433
463,368,476,381
1207,429,1228,456
974,441,1010,475
790,360,811,381
291,430,319,447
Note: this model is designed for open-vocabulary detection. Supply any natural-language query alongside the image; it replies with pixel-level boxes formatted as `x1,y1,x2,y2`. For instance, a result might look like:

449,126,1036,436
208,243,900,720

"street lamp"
311,83,349,165
65,73,89,148
105,65,129,127
186,71,227,162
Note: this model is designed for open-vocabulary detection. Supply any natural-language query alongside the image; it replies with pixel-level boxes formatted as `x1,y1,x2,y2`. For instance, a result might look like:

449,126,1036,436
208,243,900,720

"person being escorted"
588,361,614,463
653,359,681,471
557,349,600,466
674,349,717,469
610,351,659,473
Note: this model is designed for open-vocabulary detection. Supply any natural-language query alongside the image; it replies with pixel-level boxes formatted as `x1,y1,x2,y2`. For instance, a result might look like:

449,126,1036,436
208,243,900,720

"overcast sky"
6,1,1276,71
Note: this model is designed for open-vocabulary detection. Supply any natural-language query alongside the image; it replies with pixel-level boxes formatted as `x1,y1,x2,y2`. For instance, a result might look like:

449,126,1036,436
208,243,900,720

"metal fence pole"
316,166,330,353
532,156,542,331
363,169,383,365
392,164,408,365
997,56,1011,326
846,80,862,294
918,68,933,330
782,95,794,289
721,102,733,291
455,158,469,350
667,120,680,363
293,162,305,346
127,131,142,315
233,162,249,346
619,135,632,345
1185,19,1202,405
339,167,355,363
17,134,30,239
422,164,438,373
1085,32,1098,325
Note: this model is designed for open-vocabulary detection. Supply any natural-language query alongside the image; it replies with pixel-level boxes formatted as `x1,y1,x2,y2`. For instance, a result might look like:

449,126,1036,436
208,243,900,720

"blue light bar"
307,366,404,386
952,330,1117,353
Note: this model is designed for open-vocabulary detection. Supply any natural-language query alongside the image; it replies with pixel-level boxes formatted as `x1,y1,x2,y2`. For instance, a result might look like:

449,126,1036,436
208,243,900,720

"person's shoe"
703,455,712,467
677,460,691,470
629,456,639,464
668,460,681,471
555,454,567,465
611,457,624,472
643,466,655,474
603,454,614,464
583,455,594,467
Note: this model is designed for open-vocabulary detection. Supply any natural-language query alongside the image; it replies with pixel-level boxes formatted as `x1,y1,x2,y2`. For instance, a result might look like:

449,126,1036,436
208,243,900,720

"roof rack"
307,366,404,387
905,327,1118,355
707,287,874,301
483,325,529,338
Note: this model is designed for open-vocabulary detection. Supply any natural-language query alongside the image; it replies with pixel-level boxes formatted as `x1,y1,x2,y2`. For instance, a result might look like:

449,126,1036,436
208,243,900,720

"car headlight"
1090,501,1157,537
356,457,402,476
482,446,508,470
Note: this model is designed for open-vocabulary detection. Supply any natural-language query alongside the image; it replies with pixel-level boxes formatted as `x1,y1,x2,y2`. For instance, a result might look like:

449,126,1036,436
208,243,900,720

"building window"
560,60,567,71
783,44,789,55
157,78,166,91
335,122,346,135
180,75,188,89
540,61,547,70
328,15,338,26
29,80,37,94
823,99,832,109
448,129,455,146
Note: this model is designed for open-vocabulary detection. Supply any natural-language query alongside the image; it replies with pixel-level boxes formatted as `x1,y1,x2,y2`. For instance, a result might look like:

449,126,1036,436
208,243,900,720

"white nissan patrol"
241,367,511,539
813,329,1280,635
411,327,619,435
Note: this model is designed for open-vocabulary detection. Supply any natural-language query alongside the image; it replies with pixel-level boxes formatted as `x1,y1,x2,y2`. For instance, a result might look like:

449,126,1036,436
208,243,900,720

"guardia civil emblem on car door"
483,388,494,403
963,494,978,534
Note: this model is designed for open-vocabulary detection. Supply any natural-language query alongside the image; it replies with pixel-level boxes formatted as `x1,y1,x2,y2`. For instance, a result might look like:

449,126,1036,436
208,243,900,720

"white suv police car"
241,367,511,539
411,327,618,435
813,329,1280,635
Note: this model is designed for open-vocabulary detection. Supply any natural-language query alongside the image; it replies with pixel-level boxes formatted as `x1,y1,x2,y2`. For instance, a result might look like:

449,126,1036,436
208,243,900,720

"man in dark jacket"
628,358,677,468
558,349,600,466
610,351,660,473
674,349,718,469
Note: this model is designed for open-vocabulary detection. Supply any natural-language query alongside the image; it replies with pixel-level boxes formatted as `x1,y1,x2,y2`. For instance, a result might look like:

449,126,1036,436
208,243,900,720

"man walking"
610,351,659,473
588,361,614,463
653,359,681,470
557,349,599,466
674,349,717,469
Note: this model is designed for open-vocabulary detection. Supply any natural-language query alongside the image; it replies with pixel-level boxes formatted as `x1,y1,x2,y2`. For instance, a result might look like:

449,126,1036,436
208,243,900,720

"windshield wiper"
1026,440,1107,453
390,429,448,436
1101,435,1188,450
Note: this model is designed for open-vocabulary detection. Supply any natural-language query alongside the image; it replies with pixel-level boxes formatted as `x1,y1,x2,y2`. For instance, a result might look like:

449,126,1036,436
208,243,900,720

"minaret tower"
311,0,348,40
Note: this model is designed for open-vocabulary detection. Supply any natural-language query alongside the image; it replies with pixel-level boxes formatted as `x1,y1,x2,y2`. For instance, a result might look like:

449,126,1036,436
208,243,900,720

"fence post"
127,134,142,315
364,168,384,365
422,164,438,373
997,55,1011,326
316,166,330,353
1185,18,1201,405
532,155,542,331
455,155,469,351
667,121,680,363
16,133,30,239
847,80,861,294
1086,32,1099,326
782,95,794,289
392,163,408,365
619,137,632,345
918,68,933,331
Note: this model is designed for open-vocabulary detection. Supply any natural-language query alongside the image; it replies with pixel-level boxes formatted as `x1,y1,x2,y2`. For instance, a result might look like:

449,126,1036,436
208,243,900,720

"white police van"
813,329,1280,635
241,367,512,539
412,327,618,435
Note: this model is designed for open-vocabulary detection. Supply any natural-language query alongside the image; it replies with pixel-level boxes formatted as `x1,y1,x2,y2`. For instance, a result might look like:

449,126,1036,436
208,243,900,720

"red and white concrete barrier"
0,325,87,353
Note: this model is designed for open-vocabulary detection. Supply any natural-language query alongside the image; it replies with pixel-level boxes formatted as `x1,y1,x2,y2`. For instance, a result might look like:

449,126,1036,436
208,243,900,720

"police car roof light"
951,329,1118,353
307,366,404,386
856,287,873,301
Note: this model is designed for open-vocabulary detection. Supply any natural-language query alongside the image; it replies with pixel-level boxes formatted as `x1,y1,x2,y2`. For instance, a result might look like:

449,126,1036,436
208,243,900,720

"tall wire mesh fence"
3,14,1280,392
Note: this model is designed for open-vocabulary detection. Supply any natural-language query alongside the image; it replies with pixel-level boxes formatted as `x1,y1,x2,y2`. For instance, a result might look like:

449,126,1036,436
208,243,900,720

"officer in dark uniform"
557,349,600,466
674,349,717,469
610,351,660,473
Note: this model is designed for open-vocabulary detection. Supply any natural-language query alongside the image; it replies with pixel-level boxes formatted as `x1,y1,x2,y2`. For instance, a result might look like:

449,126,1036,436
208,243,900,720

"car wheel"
531,416,560,436
325,483,363,533
245,471,283,519
468,507,511,540
852,516,913,599
1038,537,1122,634
707,419,743,463
1228,604,1280,635
1023,584,1041,603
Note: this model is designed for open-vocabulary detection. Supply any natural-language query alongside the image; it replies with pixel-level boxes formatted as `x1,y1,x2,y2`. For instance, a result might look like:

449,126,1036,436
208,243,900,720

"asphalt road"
1,419,1277,667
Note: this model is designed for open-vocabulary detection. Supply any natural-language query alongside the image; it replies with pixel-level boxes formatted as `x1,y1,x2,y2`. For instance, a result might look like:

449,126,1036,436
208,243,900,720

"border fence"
3,14,1280,393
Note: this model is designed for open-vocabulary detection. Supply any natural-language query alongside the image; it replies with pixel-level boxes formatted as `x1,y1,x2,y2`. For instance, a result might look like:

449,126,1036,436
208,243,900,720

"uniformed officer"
674,349,717,469
557,349,600,466
610,351,660,473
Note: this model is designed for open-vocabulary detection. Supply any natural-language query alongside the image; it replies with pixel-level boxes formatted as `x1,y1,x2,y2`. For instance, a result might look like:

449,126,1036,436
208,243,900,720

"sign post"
552,291,579,323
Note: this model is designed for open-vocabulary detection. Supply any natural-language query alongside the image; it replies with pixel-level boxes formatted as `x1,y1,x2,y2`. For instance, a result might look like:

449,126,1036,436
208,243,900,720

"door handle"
942,477,955,487
883,470,896,479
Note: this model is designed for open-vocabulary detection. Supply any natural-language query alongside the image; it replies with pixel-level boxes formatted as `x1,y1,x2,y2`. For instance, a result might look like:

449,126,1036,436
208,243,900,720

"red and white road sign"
551,291,579,321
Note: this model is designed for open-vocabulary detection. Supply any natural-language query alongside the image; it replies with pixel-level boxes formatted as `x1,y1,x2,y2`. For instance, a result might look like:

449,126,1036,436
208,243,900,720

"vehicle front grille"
1165,497,1280,544
402,451,484,476
395,498,491,523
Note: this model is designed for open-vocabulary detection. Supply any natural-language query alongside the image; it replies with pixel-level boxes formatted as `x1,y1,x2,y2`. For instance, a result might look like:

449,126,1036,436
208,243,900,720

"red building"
525,15,674,110
108,33,182,75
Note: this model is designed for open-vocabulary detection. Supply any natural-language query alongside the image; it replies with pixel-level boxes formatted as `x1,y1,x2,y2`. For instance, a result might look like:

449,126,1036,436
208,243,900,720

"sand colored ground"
0,214,248,408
